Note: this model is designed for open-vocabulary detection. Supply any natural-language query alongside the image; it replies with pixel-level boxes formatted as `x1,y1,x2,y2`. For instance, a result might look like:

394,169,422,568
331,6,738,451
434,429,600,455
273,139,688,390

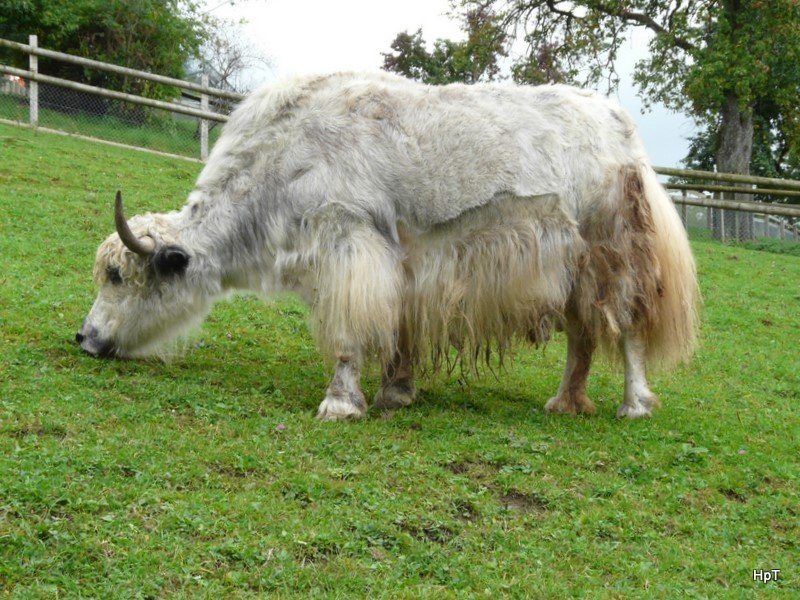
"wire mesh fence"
0,73,226,159
0,74,27,119
672,193,800,253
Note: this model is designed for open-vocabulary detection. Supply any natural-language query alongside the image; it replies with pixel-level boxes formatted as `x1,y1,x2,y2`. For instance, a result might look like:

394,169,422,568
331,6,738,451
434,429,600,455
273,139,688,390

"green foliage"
509,42,569,85
683,2,800,117
453,1,800,118
0,0,210,99
382,9,507,85
1,123,799,596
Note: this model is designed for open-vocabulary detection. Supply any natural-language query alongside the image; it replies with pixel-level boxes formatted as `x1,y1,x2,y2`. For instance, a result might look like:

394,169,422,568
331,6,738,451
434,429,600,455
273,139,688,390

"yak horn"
115,191,155,257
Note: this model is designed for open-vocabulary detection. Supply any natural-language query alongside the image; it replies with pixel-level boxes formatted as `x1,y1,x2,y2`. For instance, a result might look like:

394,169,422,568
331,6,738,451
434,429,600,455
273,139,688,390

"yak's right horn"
115,191,155,257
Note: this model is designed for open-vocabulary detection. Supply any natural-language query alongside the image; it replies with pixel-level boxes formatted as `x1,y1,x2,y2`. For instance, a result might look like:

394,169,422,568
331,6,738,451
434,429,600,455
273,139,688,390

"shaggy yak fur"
77,72,699,420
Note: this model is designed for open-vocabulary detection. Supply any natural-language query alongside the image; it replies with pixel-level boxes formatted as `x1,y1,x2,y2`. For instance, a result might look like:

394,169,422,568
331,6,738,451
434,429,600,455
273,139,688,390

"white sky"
205,0,696,168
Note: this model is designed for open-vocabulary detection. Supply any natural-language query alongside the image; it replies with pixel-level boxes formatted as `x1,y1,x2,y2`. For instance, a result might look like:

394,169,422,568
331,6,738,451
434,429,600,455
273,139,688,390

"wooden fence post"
29,34,38,126
680,189,688,229
200,74,209,161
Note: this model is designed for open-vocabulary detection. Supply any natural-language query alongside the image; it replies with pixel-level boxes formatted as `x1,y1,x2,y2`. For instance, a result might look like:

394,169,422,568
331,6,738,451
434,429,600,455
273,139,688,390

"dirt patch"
207,462,263,479
443,459,499,482
499,490,549,513
4,423,67,439
446,462,470,475
294,539,342,565
397,520,454,544
452,498,479,522
719,488,747,503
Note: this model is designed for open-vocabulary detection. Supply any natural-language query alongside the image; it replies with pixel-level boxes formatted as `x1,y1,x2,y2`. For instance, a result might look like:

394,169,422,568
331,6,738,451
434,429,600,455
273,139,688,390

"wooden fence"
0,35,240,160
655,166,800,241
1,34,799,239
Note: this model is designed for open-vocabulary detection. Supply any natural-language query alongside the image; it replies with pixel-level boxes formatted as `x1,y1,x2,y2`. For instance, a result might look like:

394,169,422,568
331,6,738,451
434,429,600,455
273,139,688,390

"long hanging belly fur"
400,193,585,371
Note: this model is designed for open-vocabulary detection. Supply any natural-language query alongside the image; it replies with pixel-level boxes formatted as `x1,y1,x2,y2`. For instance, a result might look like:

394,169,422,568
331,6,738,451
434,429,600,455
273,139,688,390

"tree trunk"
714,93,755,240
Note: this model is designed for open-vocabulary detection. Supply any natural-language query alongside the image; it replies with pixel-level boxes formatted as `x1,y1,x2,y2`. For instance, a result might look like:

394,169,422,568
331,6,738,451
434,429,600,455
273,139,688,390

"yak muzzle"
75,327,117,358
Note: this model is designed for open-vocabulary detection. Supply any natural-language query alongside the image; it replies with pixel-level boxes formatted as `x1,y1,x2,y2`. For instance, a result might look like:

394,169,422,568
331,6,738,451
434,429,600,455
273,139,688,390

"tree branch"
590,1,699,53
528,1,700,54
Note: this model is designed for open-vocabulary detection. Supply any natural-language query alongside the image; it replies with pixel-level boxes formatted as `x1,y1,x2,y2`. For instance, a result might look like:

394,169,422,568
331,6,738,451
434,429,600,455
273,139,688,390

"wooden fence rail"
0,64,228,123
671,192,800,218
0,36,243,101
654,166,800,190
664,182,800,199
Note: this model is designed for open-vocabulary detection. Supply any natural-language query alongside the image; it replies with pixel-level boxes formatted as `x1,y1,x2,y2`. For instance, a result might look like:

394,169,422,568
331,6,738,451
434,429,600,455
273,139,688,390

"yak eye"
107,267,123,285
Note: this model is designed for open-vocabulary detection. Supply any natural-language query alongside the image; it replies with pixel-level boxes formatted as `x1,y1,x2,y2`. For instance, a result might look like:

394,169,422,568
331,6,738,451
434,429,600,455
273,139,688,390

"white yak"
76,72,699,420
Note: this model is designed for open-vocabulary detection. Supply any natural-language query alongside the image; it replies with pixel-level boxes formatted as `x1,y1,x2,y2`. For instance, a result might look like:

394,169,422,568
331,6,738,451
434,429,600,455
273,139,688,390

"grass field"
1,122,798,598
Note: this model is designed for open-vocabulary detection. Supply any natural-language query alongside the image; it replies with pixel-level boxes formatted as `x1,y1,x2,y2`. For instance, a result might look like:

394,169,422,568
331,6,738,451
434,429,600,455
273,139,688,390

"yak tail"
636,165,700,368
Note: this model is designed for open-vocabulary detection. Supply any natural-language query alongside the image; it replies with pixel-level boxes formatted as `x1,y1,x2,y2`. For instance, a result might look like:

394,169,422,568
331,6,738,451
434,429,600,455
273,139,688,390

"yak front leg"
307,203,403,421
317,351,368,421
616,331,660,419
545,324,596,415
373,327,416,411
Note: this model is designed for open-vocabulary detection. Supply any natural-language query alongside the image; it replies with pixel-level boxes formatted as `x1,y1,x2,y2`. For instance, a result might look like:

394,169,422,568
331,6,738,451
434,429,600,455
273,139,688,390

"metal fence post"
200,74,209,161
29,34,38,126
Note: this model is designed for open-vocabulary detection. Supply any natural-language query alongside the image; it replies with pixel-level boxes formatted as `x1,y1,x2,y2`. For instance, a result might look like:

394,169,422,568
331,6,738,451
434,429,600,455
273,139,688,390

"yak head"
76,192,214,358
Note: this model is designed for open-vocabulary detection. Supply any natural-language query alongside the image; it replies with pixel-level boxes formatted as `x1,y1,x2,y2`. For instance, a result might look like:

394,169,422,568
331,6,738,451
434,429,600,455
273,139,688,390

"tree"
194,20,271,97
386,1,800,184
187,20,271,137
0,0,209,99
382,8,508,85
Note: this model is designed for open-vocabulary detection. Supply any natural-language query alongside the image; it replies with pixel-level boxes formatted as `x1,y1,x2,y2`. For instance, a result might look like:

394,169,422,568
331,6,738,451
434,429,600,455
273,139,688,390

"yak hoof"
373,381,416,411
316,393,367,421
616,393,660,419
544,394,596,415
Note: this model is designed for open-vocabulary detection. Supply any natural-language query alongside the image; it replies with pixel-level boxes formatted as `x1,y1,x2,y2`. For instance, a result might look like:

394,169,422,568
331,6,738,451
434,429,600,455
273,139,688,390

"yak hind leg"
373,328,416,411
616,331,660,419
545,323,596,415
317,352,368,421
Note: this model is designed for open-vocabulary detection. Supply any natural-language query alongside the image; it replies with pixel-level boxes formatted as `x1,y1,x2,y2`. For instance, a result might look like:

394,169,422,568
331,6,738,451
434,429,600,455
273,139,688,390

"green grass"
734,237,800,257
0,93,220,159
1,122,798,598
688,226,800,257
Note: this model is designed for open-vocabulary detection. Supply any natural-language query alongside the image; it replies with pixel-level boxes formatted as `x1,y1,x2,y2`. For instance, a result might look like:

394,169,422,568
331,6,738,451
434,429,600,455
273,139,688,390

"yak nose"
76,325,117,358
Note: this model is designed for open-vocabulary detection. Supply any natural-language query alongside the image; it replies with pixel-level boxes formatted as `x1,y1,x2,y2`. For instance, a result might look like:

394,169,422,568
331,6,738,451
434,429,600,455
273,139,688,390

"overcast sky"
205,0,696,168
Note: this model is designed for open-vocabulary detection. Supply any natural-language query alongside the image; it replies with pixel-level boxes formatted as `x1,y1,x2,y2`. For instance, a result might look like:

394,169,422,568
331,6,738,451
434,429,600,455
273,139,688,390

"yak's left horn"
115,191,155,257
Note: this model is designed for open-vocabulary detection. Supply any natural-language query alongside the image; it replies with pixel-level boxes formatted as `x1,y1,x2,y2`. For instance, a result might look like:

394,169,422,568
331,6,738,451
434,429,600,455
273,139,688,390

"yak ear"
152,245,190,277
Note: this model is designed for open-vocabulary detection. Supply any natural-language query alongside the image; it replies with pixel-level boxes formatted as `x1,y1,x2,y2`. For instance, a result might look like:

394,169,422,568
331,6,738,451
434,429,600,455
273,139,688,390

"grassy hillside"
1,123,798,598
